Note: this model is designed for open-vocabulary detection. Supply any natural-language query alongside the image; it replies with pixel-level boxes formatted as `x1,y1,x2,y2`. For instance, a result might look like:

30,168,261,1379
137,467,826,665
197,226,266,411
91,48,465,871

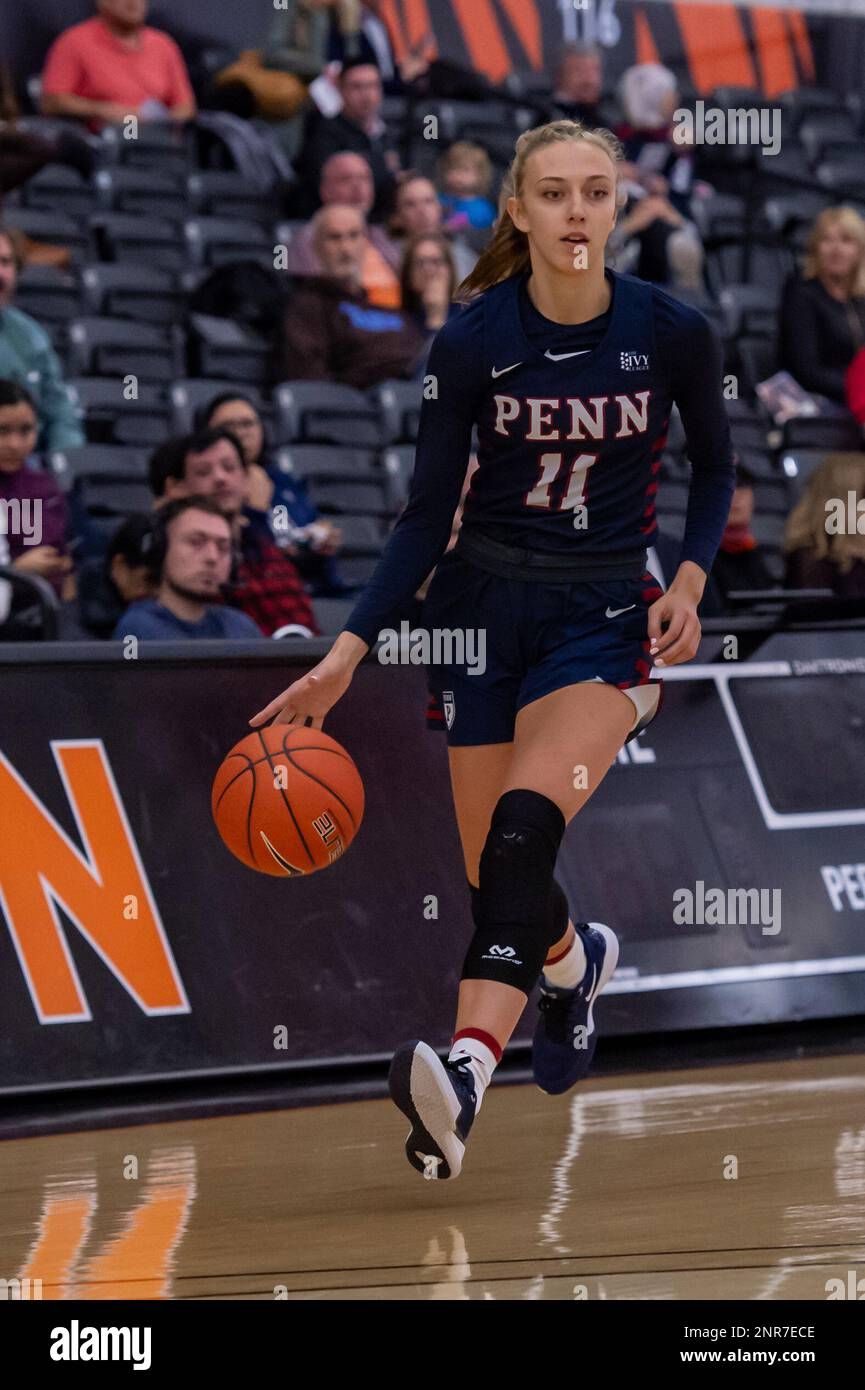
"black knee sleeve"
467,873,568,943
462,789,566,994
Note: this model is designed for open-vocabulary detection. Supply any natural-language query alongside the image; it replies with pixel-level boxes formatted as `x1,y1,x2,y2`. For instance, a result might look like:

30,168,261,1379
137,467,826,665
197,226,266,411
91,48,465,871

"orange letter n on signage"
0,741,189,1023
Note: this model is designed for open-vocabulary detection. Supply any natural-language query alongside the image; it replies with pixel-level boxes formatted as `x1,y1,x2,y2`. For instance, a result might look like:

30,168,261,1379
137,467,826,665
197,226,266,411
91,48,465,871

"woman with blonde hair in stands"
250,119,735,1181
779,206,865,406
783,451,865,597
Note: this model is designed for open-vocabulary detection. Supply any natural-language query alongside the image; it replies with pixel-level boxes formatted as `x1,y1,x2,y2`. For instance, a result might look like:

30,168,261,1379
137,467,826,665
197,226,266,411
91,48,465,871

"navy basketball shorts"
421,550,665,747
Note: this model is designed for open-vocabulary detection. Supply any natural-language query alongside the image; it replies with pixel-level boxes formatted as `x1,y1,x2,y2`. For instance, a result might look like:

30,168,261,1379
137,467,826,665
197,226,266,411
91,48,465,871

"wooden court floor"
2,1053,864,1300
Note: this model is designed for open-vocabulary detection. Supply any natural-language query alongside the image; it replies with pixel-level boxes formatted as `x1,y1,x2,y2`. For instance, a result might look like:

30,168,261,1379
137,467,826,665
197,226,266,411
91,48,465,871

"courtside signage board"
0,644,862,1095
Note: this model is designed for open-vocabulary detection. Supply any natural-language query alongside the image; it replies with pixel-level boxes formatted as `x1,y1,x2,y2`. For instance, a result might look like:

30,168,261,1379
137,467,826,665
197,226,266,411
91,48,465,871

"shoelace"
445,1059,477,1103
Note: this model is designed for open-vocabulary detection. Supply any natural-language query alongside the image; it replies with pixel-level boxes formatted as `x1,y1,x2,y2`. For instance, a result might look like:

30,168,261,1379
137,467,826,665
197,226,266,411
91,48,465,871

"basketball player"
251,121,735,1180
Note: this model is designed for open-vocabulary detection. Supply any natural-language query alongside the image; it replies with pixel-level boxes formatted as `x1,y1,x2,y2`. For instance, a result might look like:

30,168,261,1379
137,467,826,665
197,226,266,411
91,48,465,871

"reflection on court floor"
1,1054,863,1300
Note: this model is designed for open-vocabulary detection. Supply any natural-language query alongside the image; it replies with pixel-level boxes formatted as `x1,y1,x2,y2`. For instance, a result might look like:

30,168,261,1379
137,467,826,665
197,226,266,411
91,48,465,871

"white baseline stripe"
609,954,865,994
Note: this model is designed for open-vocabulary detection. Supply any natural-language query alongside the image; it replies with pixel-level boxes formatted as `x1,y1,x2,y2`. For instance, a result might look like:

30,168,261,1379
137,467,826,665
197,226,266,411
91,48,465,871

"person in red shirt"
40,0,196,130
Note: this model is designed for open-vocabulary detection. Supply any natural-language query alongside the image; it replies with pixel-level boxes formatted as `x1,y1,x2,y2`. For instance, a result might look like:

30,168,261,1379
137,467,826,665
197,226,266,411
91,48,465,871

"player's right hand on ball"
248,657,353,731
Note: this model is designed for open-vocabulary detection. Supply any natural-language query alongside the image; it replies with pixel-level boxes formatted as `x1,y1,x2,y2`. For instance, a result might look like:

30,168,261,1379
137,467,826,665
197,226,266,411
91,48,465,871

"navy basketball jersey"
344,269,734,648
467,270,668,556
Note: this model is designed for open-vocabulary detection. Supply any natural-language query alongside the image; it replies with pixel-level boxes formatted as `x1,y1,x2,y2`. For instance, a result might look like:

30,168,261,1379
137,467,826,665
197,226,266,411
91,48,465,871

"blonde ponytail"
456,119,624,302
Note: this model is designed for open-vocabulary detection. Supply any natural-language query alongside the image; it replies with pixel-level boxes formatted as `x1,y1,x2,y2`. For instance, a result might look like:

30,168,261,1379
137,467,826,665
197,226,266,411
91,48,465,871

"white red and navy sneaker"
388,1040,478,1180
532,923,619,1095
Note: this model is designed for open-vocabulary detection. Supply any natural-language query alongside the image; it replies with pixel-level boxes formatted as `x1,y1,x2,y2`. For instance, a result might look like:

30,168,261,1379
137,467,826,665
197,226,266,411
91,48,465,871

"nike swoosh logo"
605,604,636,618
545,349,591,361
491,361,523,378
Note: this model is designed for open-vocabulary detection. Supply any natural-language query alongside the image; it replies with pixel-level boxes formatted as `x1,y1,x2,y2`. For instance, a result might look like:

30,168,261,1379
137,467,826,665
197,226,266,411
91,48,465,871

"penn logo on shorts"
443,691,456,730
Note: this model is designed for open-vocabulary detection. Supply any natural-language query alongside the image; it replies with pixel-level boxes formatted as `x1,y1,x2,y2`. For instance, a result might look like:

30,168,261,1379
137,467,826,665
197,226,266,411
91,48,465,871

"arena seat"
48,445,151,488
274,382,383,447
15,266,81,325
66,316,184,382
184,217,273,270
94,167,188,219
90,212,185,269
68,378,172,447
369,379,423,444
3,207,90,260
21,164,95,217
80,263,184,325
187,172,274,222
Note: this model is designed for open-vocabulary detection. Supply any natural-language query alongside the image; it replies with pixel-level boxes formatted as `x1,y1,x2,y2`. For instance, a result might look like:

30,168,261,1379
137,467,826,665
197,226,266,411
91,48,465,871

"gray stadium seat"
761,193,829,238
779,448,834,499
737,337,776,399
719,284,779,339
274,382,383,446
49,445,150,488
370,379,423,443
273,445,380,481
691,193,746,243
22,164,95,217
94,167,188,218
311,595,358,636
187,172,274,221
778,88,850,132
272,446,391,515
67,317,183,383
184,217,272,269
815,158,865,192
90,212,185,269
100,121,192,173
381,445,415,509
81,263,183,324
335,514,386,551
189,313,271,384
780,417,862,452
15,266,81,325
68,378,172,447
3,208,90,260
799,112,857,163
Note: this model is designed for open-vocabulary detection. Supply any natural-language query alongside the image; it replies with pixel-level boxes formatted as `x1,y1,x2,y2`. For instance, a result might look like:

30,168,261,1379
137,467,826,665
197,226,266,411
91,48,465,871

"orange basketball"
211,725,365,876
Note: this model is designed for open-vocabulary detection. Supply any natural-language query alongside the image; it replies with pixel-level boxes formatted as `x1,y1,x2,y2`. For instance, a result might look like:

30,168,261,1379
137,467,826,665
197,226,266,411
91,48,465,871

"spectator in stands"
388,172,477,283
40,0,196,131
279,204,425,387
0,379,74,599
437,143,497,231
200,391,348,596
610,64,704,290
399,234,458,355
77,512,157,637
113,496,265,640
284,151,401,307
550,43,606,126
779,207,865,407
709,462,775,604
783,452,865,598
263,0,360,85
155,427,320,636
295,58,400,219
0,226,84,451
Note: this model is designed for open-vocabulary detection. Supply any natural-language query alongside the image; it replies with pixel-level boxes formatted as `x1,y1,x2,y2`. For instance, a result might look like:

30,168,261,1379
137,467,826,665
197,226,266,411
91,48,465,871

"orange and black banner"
7,1,861,103
382,0,820,94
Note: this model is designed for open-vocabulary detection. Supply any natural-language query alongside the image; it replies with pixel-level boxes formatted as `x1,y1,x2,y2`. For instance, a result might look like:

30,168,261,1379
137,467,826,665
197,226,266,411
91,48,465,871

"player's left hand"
647,590,701,667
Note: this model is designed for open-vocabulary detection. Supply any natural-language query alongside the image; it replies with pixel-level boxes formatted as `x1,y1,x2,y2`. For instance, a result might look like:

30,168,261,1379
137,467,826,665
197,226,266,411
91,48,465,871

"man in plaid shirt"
151,426,320,636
